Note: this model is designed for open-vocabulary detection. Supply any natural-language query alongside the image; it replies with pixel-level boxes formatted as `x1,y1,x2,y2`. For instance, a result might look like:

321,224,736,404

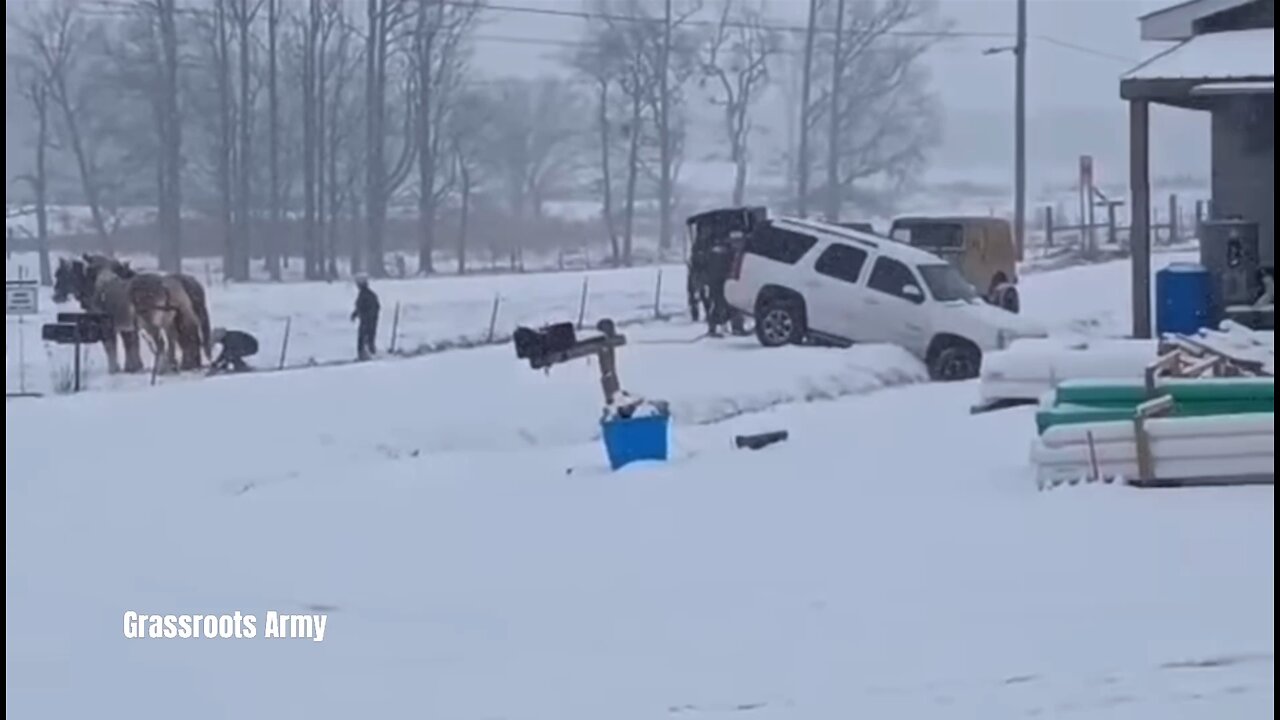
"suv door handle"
864,298,881,306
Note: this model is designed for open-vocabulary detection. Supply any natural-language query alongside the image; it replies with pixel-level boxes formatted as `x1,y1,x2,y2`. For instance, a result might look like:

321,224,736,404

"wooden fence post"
486,294,501,343
576,277,590,329
653,269,664,318
389,302,401,354
278,317,292,370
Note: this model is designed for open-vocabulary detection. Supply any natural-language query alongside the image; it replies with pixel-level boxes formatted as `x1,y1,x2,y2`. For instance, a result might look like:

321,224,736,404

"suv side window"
745,225,818,264
813,243,869,284
868,257,925,304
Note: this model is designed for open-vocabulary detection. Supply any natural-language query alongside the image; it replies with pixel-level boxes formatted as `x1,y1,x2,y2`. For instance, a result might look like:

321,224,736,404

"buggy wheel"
993,283,1020,314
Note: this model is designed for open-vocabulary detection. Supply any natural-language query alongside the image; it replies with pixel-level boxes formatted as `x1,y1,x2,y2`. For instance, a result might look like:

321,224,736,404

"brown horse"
82,255,206,373
100,258,212,368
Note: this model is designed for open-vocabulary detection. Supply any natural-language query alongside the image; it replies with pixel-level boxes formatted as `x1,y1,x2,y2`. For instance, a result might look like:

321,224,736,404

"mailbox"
42,312,111,345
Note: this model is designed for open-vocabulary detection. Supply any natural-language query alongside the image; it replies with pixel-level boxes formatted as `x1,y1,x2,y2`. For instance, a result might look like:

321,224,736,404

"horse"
80,255,206,373
97,257,212,369
53,256,146,373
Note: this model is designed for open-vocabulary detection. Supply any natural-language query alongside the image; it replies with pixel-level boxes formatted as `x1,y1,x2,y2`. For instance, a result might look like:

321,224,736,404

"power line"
77,0,1139,65
443,0,1015,40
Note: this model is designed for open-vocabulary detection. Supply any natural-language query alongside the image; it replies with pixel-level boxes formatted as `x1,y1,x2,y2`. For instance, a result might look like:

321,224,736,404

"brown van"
888,216,1021,313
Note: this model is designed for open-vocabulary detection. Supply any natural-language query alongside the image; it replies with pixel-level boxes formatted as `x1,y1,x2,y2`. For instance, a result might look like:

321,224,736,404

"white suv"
724,217,1048,380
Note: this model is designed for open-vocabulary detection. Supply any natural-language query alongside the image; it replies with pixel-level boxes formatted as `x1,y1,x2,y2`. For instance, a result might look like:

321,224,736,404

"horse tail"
173,274,213,359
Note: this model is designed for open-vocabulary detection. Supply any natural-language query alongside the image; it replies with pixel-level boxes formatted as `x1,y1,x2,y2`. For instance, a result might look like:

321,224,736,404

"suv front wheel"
754,297,806,347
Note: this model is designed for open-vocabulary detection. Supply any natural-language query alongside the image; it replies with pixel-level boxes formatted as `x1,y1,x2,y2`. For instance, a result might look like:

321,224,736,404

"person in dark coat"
351,274,381,360
208,327,259,374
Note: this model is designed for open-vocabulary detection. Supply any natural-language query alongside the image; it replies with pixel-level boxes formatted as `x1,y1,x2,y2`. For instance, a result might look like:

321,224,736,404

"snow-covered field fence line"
6,262,689,396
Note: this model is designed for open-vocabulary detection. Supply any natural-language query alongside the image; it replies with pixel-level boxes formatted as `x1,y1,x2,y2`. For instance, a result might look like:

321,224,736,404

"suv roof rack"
774,216,880,250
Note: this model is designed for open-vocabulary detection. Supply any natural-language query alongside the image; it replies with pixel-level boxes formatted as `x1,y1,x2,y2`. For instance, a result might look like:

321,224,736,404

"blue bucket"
601,413,671,470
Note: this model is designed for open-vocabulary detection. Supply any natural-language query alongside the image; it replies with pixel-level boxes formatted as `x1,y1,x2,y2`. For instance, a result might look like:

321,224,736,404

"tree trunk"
824,0,846,223
235,0,253,281
797,0,818,217
657,0,673,252
156,0,182,273
303,0,319,279
456,151,471,275
33,82,52,287
266,0,282,280
597,80,620,266
416,0,437,275
215,0,234,278
730,105,748,206
316,19,328,279
364,0,387,277
51,74,112,253
622,93,642,268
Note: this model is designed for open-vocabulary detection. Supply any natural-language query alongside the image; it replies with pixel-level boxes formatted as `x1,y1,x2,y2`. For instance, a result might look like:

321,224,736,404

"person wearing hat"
351,274,381,360
208,327,259,374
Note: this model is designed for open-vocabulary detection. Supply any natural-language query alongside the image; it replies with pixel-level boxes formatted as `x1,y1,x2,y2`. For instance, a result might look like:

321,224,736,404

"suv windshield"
918,263,979,302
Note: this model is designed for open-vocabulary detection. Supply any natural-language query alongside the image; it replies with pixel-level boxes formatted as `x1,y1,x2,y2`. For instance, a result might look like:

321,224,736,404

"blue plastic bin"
1156,262,1214,336
601,413,671,470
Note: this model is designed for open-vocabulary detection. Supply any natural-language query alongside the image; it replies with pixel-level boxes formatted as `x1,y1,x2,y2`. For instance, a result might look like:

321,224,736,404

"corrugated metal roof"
1123,28,1275,81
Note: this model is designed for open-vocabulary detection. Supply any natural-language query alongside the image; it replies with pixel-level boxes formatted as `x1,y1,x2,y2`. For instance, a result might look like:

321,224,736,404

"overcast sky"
471,0,1172,112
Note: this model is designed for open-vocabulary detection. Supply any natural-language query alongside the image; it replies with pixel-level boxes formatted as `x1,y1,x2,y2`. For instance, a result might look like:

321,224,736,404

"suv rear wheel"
754,297,806,347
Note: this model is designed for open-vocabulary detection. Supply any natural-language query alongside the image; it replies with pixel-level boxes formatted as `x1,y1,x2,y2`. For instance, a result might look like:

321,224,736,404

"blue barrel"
1156,263,1214,336
601,413,671,470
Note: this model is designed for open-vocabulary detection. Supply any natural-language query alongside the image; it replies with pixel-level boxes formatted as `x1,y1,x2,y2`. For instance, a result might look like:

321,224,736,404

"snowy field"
6,249,1272,718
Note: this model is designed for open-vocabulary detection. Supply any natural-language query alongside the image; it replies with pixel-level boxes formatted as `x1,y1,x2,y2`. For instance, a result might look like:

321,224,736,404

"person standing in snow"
351,275,381,360
704,241,745,336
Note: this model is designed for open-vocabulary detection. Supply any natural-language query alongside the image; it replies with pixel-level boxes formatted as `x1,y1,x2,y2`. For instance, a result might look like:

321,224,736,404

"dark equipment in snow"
513,318,629,404
514,321,579,362
44,312,111,345
734,430,789,450
41,312,112,393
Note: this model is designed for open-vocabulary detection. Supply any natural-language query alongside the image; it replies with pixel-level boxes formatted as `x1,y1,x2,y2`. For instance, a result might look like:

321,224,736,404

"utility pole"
796,0,818,218
1014,0,1028,261
825,0,847,223
659,0,673,252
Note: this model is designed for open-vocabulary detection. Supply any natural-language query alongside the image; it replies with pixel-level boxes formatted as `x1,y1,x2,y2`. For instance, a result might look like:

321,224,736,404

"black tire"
994,283,1020,314
754,298,805,347
929,343,982,381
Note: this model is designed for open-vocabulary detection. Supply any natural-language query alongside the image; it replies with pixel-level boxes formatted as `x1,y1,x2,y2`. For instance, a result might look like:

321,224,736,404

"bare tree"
569,40,623,265
811,0,944,220
362,0,417,277
11,1,117,250
699,0,778,206
481,79,586,218
11,67,54,285
413,0,478,275
445,87,492,274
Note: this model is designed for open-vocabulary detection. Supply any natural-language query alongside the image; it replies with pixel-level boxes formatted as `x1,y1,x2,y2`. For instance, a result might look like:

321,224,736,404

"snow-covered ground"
8,247,1273,718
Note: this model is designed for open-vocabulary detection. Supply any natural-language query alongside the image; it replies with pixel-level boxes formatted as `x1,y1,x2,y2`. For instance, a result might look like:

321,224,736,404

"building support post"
1013,0,1028,262
1129,99,1153,339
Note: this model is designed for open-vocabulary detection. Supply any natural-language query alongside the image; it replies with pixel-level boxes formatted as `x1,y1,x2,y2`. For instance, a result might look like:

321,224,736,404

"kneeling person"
209,327,259,374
